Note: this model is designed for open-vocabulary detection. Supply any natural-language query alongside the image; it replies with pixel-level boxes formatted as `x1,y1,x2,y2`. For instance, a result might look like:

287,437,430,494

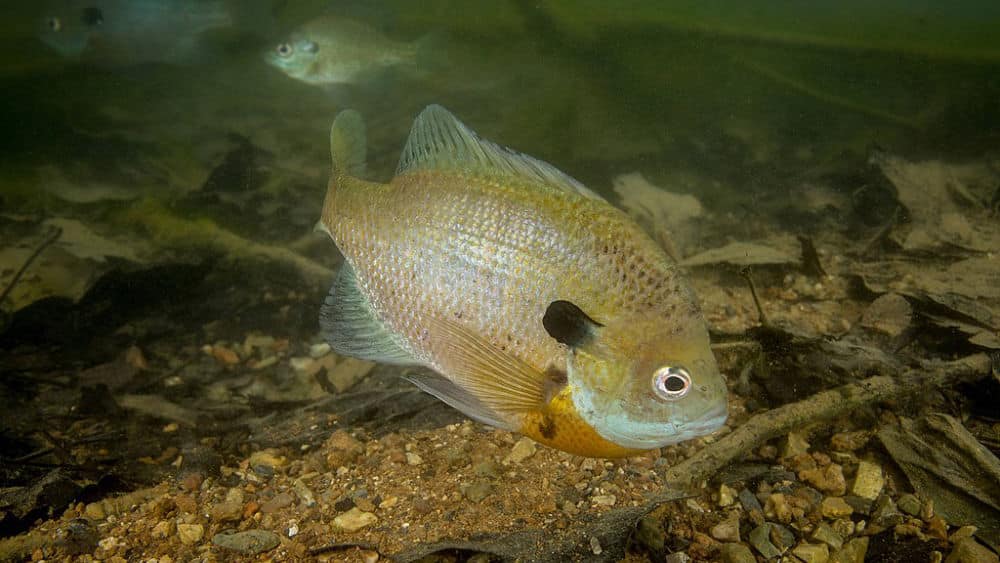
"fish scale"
318,105,728,457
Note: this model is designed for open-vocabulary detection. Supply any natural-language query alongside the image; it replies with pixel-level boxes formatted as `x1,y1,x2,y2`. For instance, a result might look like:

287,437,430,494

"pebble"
800,464,847,496
948,525,977,543
84,502,106,520
174,494,197,514
589,536,603,555
871,494,904,527
504,437,537,464
249,450,287,473
635,515,665,552
332,507,378,532
309,342,331,358
473,460,501,479
461,481,494,503
324,430,364,469
821,497,854,518
719,542,756,563
665,553,692,563
811,522,844,551
209,499,243,522
738,488,763,513
748,523,782,559
830,431,870,452
718,483,737,507
710,511,741,542
177,523,204,545
261,492,295,514
782,431,811,459
945,537,999,563
212,530,281,555
211,345,240,365
793,542,830,563
830,537,869,563
151,520,173,539
591,494,617,508
764,493,793,523
292,479,317,507
897,493,922,516
406,452,424,466
851,460,884,500
770,523,796,552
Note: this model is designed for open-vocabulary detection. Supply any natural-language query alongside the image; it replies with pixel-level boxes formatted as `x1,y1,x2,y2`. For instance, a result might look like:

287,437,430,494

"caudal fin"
329,109,367,178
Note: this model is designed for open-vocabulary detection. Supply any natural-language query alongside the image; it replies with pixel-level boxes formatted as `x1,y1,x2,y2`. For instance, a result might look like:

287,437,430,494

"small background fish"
317,105,728,457
265,15,435,86
39,0,235,66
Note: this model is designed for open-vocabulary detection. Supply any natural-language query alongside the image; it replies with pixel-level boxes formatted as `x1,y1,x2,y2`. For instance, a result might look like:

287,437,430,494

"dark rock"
748,523,782,559
719,542,756,563
738,488,763,513
635,515,665,552
843,495,874,515
770,523,796,552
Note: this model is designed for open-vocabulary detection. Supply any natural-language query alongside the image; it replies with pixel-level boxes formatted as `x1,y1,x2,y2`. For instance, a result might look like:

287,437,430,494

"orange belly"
519,389,641,458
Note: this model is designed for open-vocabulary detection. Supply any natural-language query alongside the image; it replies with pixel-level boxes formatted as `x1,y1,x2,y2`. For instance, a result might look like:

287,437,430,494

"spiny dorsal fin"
396,104,604,201
330,109,367,178
319,262,417,365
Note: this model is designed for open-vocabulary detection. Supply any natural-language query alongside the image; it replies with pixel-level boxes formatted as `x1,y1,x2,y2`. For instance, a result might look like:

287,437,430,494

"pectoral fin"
426,316,546,417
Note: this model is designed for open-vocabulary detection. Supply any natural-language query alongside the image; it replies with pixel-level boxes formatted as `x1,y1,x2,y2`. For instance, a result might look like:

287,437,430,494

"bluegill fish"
266,15,423,86
317,106,728,457
40,0,231,66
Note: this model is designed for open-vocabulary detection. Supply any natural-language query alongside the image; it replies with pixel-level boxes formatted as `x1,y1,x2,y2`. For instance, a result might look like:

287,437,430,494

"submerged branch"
664,353,993,488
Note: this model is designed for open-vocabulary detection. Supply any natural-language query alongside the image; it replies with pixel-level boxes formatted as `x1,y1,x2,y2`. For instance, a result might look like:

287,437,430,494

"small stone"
770,523,796,552
249,450,287,474
945,537,999,563
782,431,811,459
591,494,617,507
665,553,692,563
462,481,494,503
162,422,179,433
333,507,378,532
504,437,537,464
174,494,197,514
811,523,844,551
84,502,106,520
895,523,926,539
473,460,501,479
765,493,793,524
359,550,380,563
589,536,603,555
927,516,949,540
210,500,243,522
842,495,873,515
800,464,847,496
180,472,203,492
212,345,240,365
292,479,317,507
718,483,737,507
948,526,977,543
851,460,884,500
831,519,855,538
324,430,364,469
261,492,295,513
897,493,921,516
711,511,741,542
830,537,869,563
406,452,423,466
719,542,756,563
830,431,870,452
379,496,399,510
212,530,281,554
793,542,830,563
151,520,174,539
636,515,665,552
787,453,818,473
125,345,149,369
749,523,782,559
871,494,904,527
177,523,204,545
821,497,854,518
921,498,935,521
98,536,118,551
738,488,763,513
309,342,331,358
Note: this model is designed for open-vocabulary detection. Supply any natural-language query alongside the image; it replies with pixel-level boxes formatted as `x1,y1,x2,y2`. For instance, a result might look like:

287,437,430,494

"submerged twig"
738,266,768,325
663,353,993,488
0,226,62,306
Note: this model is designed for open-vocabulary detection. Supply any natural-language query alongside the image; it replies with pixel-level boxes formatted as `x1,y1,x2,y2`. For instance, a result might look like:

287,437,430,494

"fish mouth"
596,405,729,450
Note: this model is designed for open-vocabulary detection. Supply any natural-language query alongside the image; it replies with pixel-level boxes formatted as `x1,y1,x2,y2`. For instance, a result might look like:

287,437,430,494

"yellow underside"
518,389,642,458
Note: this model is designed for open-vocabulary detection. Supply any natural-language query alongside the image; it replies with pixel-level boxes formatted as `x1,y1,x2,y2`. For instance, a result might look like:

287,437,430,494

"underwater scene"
1,1,1000,561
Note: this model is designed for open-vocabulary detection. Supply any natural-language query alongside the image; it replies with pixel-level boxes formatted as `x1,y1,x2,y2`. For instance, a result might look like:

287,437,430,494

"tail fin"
329,109,367,178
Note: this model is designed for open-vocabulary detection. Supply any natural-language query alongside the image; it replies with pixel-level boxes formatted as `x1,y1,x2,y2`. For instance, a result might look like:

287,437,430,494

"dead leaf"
43,218,143,263
612,172,704,259
681,239,798,268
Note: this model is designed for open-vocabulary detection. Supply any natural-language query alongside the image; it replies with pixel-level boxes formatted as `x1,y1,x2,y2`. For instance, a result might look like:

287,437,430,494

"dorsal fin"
396,104,604,201
330,109,367,178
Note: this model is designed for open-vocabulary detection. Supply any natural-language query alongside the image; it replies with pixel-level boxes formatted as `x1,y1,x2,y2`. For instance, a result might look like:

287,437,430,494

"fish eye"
276,43,294,57
652,366,692,401
47,17,62,32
